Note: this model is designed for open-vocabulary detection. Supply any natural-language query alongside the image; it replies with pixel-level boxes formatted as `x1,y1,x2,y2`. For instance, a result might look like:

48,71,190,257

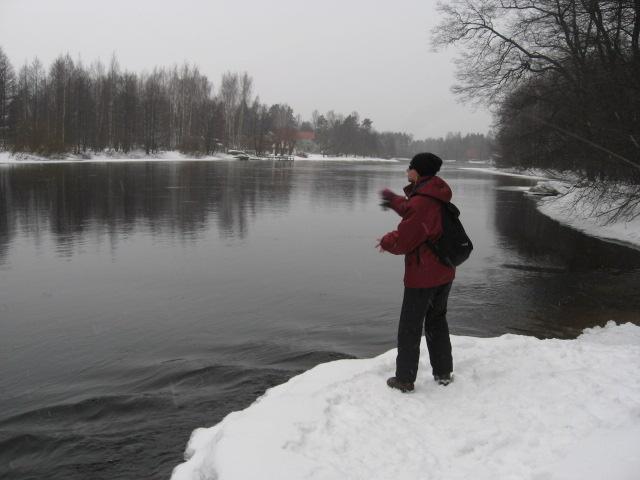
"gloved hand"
379,188,396,202
378,232,398,252
379,189,395,210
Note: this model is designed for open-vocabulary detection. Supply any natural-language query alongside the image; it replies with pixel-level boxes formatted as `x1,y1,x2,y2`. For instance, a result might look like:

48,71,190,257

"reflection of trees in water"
215,162,295,238
492,183,640,336
0,161,297,260
493,185,640,270
0,171,15,264
0,161,377,263
307,163,374,208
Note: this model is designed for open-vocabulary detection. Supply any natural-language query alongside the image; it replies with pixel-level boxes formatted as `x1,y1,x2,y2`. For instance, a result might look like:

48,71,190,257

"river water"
1,159,639,479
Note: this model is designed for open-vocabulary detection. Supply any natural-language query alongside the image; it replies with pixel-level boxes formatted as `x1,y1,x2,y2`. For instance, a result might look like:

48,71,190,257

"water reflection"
489,176,640,337
307,164,376,208
0,161,392,264
493,177,640,270
0,162,300,261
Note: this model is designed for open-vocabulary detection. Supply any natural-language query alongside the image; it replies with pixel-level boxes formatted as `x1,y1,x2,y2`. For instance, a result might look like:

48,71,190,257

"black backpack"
417,194,473,267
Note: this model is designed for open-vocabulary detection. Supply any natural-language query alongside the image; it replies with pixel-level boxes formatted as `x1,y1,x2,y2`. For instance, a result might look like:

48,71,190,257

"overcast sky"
0,0,492,139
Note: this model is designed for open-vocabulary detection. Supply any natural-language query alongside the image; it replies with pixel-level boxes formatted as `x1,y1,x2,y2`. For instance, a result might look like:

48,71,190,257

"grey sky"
0,0,492,139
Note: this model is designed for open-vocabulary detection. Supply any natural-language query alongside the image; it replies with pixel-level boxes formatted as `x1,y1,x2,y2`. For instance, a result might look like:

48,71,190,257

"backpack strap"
411,190,456,267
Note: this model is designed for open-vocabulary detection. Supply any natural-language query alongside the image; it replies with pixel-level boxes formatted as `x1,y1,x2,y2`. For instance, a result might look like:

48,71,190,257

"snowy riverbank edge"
460,166,640,249
0,151,399,164
171,322,640,480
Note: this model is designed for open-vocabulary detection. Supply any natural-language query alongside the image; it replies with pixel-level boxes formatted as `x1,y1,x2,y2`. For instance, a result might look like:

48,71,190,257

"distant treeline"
435,0,640,183
0,47,492,159
307,113,492,159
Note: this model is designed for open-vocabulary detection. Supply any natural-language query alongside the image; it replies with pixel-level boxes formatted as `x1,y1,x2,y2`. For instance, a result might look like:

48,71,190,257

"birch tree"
0,48,16,150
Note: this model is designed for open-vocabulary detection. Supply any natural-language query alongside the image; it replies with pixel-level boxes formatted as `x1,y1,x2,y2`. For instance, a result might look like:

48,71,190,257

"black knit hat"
409,152,443,177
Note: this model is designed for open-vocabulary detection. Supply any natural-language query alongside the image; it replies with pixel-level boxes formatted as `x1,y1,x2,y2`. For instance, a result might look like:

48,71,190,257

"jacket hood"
403,176,452,202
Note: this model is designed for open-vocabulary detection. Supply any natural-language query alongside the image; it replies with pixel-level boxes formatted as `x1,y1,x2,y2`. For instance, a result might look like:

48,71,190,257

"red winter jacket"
380,176,455,288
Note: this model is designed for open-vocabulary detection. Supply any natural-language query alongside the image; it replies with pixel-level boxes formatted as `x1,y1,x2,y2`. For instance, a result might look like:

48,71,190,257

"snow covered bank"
171,322,640,480
459,165,640,249
458,166,552,180
0,150,228,164
527,180,571,196
0,151,400,164
537,185,640,248
301,154,399,162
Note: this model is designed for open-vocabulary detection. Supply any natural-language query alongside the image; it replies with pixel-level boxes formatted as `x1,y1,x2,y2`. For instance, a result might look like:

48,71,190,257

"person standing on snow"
377,152,455,393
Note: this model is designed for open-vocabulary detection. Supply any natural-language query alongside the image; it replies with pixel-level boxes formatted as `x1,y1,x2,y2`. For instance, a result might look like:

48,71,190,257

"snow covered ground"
172,322,640,480
0,151,398,164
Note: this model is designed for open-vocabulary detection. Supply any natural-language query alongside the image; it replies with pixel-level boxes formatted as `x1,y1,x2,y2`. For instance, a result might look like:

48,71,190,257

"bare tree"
269,104,297,155
29,58,46,151
433,0,640,185
219,72,239,148
236,72,253,148
141,69,165,154
0,47,15,150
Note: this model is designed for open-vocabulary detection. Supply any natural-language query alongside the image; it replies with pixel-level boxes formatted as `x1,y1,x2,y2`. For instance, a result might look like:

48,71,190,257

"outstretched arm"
379,198,441,255
379,206,426,255
380,189,409,216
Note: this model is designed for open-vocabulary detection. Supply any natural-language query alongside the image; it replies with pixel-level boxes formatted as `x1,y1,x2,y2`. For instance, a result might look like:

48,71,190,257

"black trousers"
395,283,453,383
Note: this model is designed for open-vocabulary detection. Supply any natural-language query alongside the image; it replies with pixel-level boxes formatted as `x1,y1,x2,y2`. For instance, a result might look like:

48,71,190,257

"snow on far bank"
301,154,399,162
537,185,640,248
458,166,553,181
171,322,640,480
0,150,228,164
0,151,400,164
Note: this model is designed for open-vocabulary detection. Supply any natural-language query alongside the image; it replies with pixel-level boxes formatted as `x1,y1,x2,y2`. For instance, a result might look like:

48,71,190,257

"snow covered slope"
537,186,640,249
457,166,640,249
171,322,640,480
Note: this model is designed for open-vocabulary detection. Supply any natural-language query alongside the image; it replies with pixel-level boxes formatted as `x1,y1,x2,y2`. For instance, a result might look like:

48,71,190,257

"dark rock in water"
528,181,570,196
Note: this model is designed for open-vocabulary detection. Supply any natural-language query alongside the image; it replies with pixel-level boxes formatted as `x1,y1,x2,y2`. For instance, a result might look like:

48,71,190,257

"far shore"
0,150,400,164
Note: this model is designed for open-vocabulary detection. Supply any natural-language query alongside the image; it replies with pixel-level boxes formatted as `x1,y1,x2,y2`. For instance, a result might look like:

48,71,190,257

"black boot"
387,377,415,392
434,373,453,386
